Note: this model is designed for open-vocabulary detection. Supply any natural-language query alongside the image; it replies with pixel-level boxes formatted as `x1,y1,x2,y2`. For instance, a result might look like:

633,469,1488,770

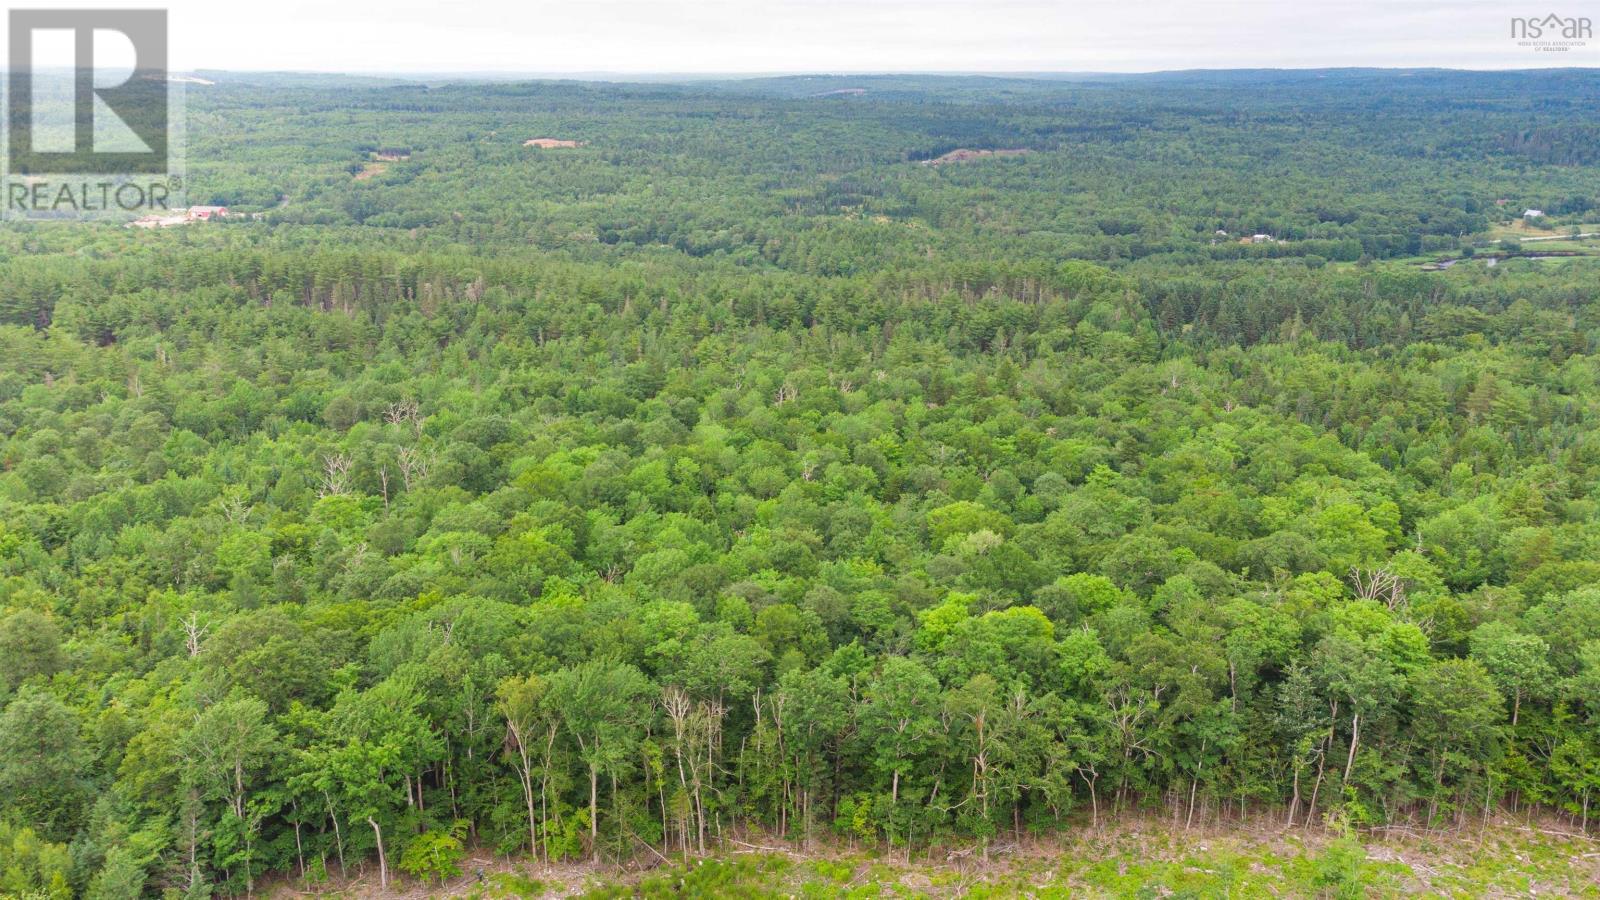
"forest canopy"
2,70,1600,897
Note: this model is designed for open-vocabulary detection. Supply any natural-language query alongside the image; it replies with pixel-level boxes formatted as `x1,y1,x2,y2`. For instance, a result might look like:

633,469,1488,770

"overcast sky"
10,0,1599,74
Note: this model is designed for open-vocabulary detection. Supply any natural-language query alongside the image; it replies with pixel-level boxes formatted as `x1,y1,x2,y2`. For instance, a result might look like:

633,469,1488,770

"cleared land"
921,147,1030,166
260,820,1600,898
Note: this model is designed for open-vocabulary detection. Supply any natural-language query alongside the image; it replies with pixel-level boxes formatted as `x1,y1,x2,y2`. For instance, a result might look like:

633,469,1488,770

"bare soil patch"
922,148,1030,166
523,138,585,149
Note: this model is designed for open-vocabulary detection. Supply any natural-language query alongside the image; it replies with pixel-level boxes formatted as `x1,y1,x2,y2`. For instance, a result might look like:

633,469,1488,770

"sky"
8,0,1599,74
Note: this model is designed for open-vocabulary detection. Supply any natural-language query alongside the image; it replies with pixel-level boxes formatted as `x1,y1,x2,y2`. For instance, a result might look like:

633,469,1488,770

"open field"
1485,220,1600,241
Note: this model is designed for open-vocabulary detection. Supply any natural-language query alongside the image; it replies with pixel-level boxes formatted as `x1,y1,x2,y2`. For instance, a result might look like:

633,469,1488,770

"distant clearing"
1488,219,1600,241
922,147,1030,166
523,138,585,148
814,88,867,97
354,162,387,181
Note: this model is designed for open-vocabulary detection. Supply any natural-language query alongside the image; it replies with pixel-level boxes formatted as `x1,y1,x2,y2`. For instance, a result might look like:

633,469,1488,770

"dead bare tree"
218,493,254,526
181,613,207,657
385,399,423,439
661,686,719,856
319,453,351,497
1350,565,1406,610
398,446,431,491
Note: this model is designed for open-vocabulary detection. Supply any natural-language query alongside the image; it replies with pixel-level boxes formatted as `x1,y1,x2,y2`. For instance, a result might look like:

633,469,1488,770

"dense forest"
3,70,1600,897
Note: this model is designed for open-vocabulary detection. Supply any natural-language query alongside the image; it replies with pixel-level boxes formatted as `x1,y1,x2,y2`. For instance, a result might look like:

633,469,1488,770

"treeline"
3,238,1600,896
2,239,1597,356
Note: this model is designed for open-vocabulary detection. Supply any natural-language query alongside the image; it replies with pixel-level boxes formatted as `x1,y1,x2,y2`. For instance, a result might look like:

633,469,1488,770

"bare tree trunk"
367,817,387,889
1307,739,1330,827
1287,765,1302,827
185,791,203,895
523,768,538,857
1186,739,1207,831
1343,713,1360,785
1079,768,1100,829
589,764,600,863
324,792,346,876
541,724,557,864
1186,778,1200,830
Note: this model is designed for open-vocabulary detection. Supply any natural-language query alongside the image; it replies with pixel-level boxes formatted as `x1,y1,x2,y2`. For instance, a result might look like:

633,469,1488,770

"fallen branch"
1362,824,1428,837
624,829,671,865
727,837,808,858
1511,825,1596,842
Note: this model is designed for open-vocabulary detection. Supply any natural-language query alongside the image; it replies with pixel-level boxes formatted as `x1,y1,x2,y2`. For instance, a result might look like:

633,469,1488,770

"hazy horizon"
172,65,1600,79
9,0,1598,75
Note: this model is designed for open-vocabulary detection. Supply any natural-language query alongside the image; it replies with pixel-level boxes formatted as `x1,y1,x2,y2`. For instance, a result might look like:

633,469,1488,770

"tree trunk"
523,768,538,858
1307,735,1330,827
1080,768,1100,829
1287,764,1302,827
367,817,387,889
1428,757,1447,823
1186,739,1207,831
589,763,600,863
541,724,557,864
324,792,346,876
1186,777,1200,830
1343,712,1360,785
